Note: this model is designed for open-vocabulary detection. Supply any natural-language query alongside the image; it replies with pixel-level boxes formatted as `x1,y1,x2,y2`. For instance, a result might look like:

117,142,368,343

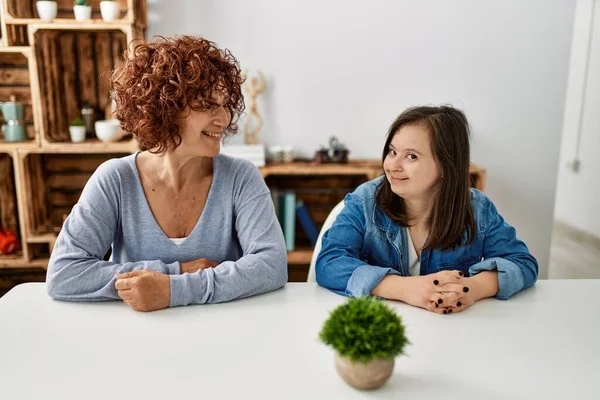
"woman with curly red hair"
46,36,287,311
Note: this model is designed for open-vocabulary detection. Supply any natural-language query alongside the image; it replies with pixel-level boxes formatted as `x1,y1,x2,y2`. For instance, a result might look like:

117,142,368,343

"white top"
1,281,599,399
169,238,186,245
407,229,421,276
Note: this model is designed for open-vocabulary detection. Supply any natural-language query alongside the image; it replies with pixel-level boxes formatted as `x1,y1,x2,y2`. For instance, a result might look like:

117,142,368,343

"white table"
1,281,599,399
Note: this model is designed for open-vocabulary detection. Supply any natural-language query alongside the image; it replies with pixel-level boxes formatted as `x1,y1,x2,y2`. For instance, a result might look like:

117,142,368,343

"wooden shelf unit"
262,161,382,282
1,0,147,46
0,1,146,279
0,47,41,147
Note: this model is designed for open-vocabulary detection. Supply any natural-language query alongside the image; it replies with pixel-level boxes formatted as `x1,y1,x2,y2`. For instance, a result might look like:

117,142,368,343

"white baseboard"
554,220,600,248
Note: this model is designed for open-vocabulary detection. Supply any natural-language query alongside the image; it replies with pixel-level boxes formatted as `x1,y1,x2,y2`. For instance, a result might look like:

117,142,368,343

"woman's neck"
149,151,213,191
404,196,432,227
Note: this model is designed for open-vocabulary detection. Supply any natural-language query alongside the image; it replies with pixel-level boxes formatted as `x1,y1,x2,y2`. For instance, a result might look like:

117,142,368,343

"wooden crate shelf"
0,47,40,147
30,27,133,143
0,152,26,268
2,0,145,26
16,152,130,238
0,1,146,293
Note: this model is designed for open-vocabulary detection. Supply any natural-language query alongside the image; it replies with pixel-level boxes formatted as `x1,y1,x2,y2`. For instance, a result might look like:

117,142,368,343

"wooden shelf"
0,251,48,269
0,46,31,53
1,0,144,26
38,138,138,154
26,233,56,244
287,249,313,265
5,19,134,26
261,160,383,180
0,140,40,152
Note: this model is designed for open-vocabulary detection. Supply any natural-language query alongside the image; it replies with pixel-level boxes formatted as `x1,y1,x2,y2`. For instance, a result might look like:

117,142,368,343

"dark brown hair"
111,35,245,153
375,105,476,250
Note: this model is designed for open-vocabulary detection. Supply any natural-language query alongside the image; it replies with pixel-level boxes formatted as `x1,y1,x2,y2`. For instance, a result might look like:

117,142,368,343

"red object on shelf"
0,229,20,255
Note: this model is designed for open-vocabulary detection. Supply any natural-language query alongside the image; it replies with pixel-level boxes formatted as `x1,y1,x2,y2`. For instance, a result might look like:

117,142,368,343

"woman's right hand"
374,270,469,314
180,258,218,274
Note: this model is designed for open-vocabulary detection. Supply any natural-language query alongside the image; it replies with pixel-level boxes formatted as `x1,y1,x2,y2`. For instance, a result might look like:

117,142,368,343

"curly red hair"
111,35,245,153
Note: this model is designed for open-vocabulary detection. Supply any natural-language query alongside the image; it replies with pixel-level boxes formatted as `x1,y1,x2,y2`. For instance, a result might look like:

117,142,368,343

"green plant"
70,118,84,127
319,297,409,364
74,0,89,5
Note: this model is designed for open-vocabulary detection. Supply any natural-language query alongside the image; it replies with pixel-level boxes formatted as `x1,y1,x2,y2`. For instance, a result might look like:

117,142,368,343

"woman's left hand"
115,270,171,312
437,270,499,314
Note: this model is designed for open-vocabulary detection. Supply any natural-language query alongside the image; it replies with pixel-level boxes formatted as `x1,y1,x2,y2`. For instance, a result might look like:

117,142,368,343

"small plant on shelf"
73,0,92,21
319,296,409,390
69,118,86,143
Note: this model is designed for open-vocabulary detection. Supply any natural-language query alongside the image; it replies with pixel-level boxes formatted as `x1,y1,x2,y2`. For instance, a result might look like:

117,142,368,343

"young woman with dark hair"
316,105,537,314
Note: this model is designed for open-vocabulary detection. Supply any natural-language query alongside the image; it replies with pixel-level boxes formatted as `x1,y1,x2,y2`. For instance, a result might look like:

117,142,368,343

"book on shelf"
295,200,318,247
269,190,321,252
282,192,296,252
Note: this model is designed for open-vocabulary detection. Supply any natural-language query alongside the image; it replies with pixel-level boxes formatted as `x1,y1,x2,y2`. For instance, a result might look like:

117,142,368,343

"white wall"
147,0,576,278
555,0,600,239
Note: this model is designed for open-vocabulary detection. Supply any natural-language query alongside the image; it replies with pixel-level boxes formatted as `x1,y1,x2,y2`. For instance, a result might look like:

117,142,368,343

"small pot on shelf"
69,118,86,143
100,0,121,21
36,1,58,21
73,0,92,21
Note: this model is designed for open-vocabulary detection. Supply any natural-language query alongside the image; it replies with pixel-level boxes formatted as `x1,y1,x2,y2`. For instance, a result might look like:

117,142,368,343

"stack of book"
271,190,319,252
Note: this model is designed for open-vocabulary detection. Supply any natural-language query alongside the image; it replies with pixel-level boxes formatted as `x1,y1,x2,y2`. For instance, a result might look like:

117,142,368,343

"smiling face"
382,123,441,200
175,104,232,157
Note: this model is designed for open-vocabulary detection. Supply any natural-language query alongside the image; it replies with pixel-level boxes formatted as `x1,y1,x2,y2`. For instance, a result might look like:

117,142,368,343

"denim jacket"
315,177,538,300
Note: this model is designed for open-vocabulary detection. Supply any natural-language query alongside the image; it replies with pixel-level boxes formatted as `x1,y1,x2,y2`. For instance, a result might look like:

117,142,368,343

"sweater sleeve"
168,164,287,305
46,160,180,302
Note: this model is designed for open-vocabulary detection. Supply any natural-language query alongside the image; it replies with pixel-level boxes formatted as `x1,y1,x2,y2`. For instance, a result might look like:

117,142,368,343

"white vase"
73,5,92,21
69,126,86,143
36,1,58,21
100,1,121,21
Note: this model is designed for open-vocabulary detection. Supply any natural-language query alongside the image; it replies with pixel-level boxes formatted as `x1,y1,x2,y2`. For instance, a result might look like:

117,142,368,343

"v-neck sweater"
46,153,287,306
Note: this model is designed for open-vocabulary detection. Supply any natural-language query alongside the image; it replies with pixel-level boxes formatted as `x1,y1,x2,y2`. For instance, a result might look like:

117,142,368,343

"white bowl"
95,120,124,142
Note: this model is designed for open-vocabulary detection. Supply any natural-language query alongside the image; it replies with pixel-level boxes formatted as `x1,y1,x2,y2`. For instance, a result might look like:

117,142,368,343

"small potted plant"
73,0,92,21
319,297,409,390
36,0,58,21
69,118,86,143
100,0,120,21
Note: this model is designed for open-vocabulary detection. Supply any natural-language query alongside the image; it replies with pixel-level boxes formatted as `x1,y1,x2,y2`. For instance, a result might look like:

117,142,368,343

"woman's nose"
391,159,404,171
214,106,231,127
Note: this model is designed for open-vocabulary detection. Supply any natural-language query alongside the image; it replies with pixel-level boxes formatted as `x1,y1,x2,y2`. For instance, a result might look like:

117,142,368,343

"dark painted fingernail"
443,310,448,314
437,298,443,305
458,271,464,276
433,280,439,285
463,287,469,293
457,301,462,307
448,308,453,313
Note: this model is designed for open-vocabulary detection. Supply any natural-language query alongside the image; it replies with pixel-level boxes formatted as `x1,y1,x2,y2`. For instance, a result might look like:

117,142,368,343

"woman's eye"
407,154,417,161
388,148,397,156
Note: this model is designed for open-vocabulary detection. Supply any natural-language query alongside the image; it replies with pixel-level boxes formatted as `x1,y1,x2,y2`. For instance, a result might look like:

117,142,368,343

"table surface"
1,281,599,399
